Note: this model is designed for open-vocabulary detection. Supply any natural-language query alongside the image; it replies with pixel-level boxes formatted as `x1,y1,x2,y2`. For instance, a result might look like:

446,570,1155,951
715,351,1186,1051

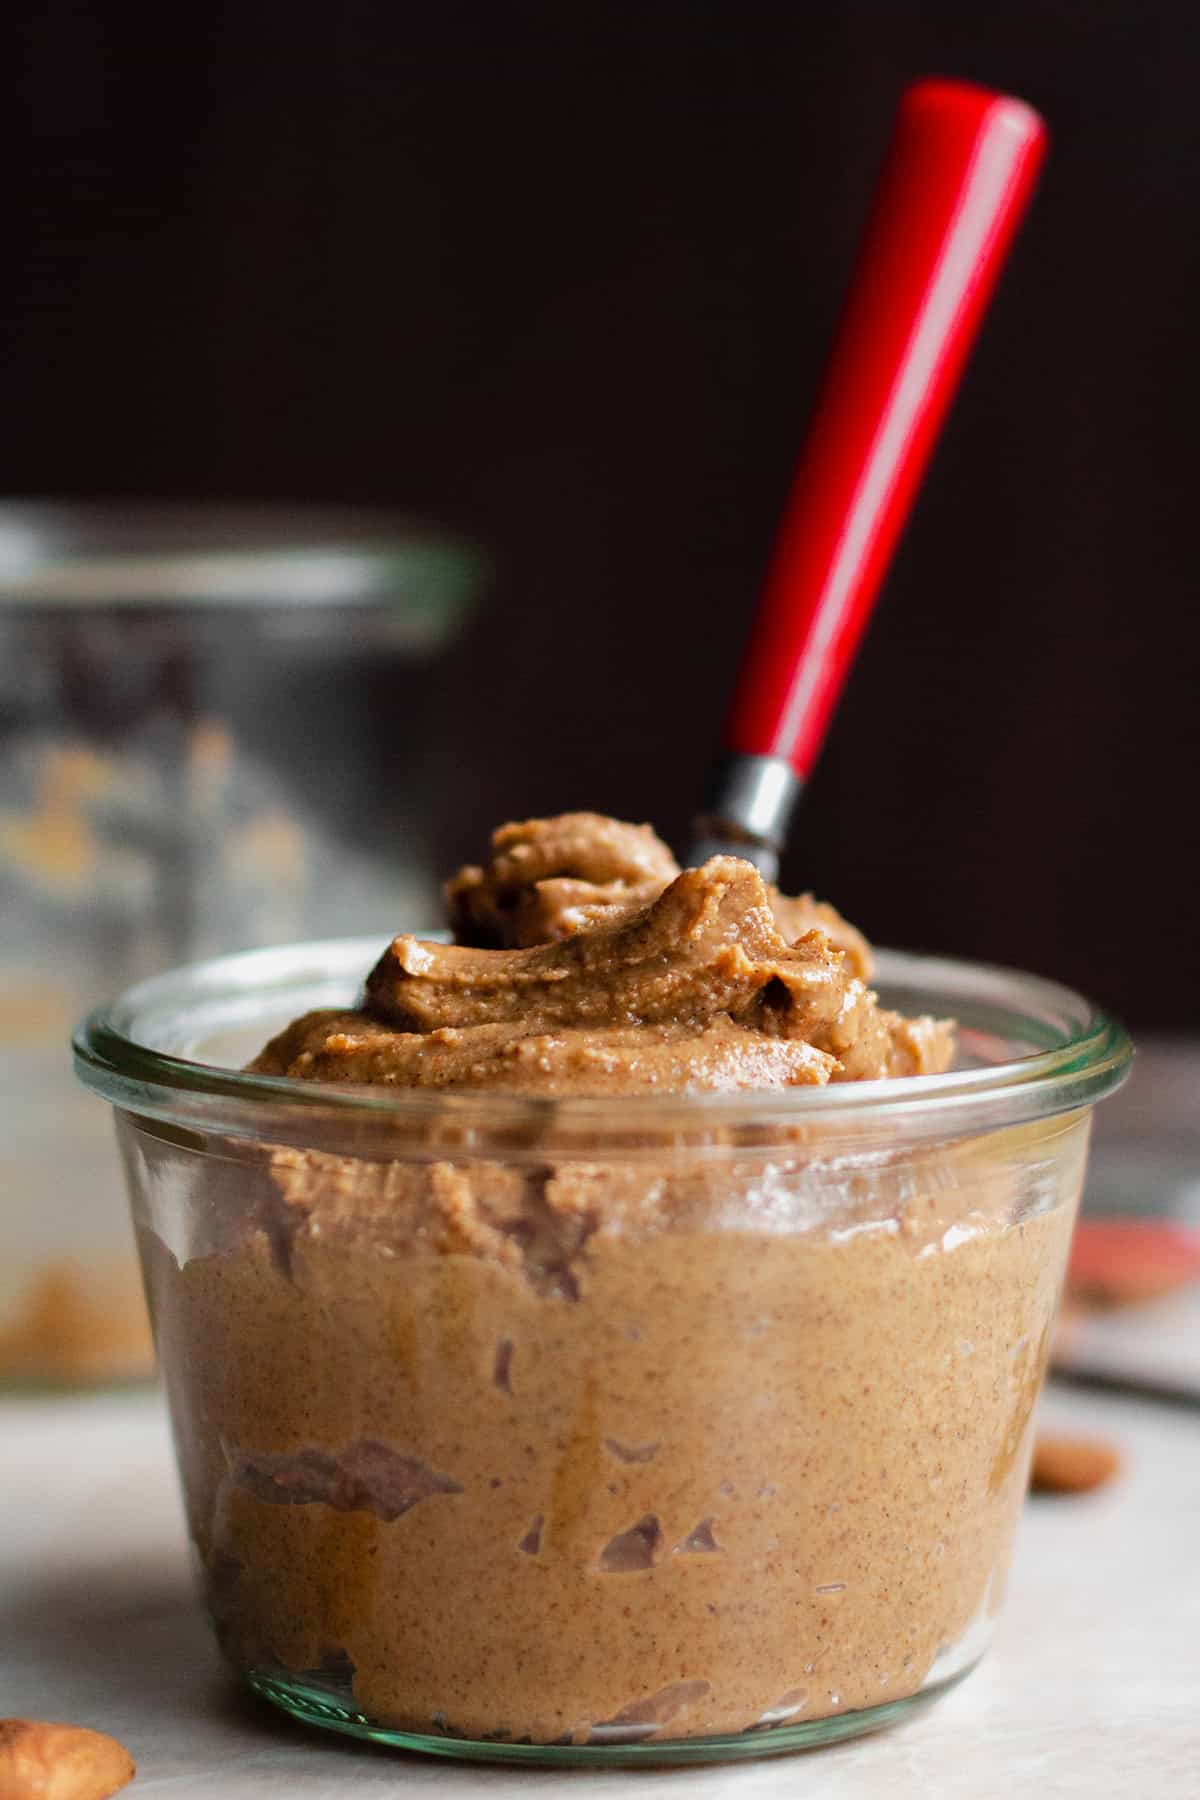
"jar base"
244,1663,978,1766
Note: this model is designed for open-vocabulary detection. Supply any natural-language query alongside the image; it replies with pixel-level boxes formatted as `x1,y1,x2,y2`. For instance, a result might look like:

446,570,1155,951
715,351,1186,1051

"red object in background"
724,79,1047,780
1067,1217,1200,1306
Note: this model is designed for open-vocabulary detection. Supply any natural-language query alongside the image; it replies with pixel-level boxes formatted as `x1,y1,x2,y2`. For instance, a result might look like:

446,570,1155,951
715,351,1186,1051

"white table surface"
2,1385,1197,1799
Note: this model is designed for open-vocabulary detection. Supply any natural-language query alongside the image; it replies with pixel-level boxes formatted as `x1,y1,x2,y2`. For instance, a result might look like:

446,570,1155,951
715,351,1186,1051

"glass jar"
74,938,1130,1765
0,504,480,1386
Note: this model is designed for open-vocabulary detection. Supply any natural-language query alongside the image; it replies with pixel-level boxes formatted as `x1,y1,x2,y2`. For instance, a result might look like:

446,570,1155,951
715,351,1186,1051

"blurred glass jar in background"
0,502,482,1386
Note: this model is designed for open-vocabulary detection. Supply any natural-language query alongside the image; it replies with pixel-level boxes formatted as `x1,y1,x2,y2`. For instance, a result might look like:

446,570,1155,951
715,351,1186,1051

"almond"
0,1719,135,1799
1030,1432,1122,1495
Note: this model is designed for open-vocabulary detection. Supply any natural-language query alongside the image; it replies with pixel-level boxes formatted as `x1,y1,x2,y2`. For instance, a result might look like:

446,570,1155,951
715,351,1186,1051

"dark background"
6,2,1198,1025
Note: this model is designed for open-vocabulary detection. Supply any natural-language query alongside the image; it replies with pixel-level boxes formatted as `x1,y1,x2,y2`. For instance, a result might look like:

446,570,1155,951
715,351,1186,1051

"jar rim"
72,935,1133,1142
0,500,484,612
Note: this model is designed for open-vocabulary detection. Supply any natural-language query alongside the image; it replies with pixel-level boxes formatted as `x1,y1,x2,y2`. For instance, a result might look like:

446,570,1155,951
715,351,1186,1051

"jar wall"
122,1104,1091,1759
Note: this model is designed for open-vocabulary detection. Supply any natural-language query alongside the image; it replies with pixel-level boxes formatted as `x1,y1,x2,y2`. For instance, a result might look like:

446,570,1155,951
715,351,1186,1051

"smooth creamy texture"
253,815,951,1094
142,815,1081,1748
447,812,873,975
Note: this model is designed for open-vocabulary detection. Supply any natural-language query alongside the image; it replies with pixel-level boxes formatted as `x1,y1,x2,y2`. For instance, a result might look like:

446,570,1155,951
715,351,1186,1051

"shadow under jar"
74,938,1130,1765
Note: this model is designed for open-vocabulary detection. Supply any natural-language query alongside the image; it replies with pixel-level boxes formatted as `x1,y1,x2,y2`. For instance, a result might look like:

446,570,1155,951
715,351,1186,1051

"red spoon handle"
724,79,1047,780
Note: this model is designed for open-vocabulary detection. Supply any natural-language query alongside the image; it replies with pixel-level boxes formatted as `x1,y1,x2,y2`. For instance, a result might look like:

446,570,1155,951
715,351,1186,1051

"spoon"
691,78,1047,879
